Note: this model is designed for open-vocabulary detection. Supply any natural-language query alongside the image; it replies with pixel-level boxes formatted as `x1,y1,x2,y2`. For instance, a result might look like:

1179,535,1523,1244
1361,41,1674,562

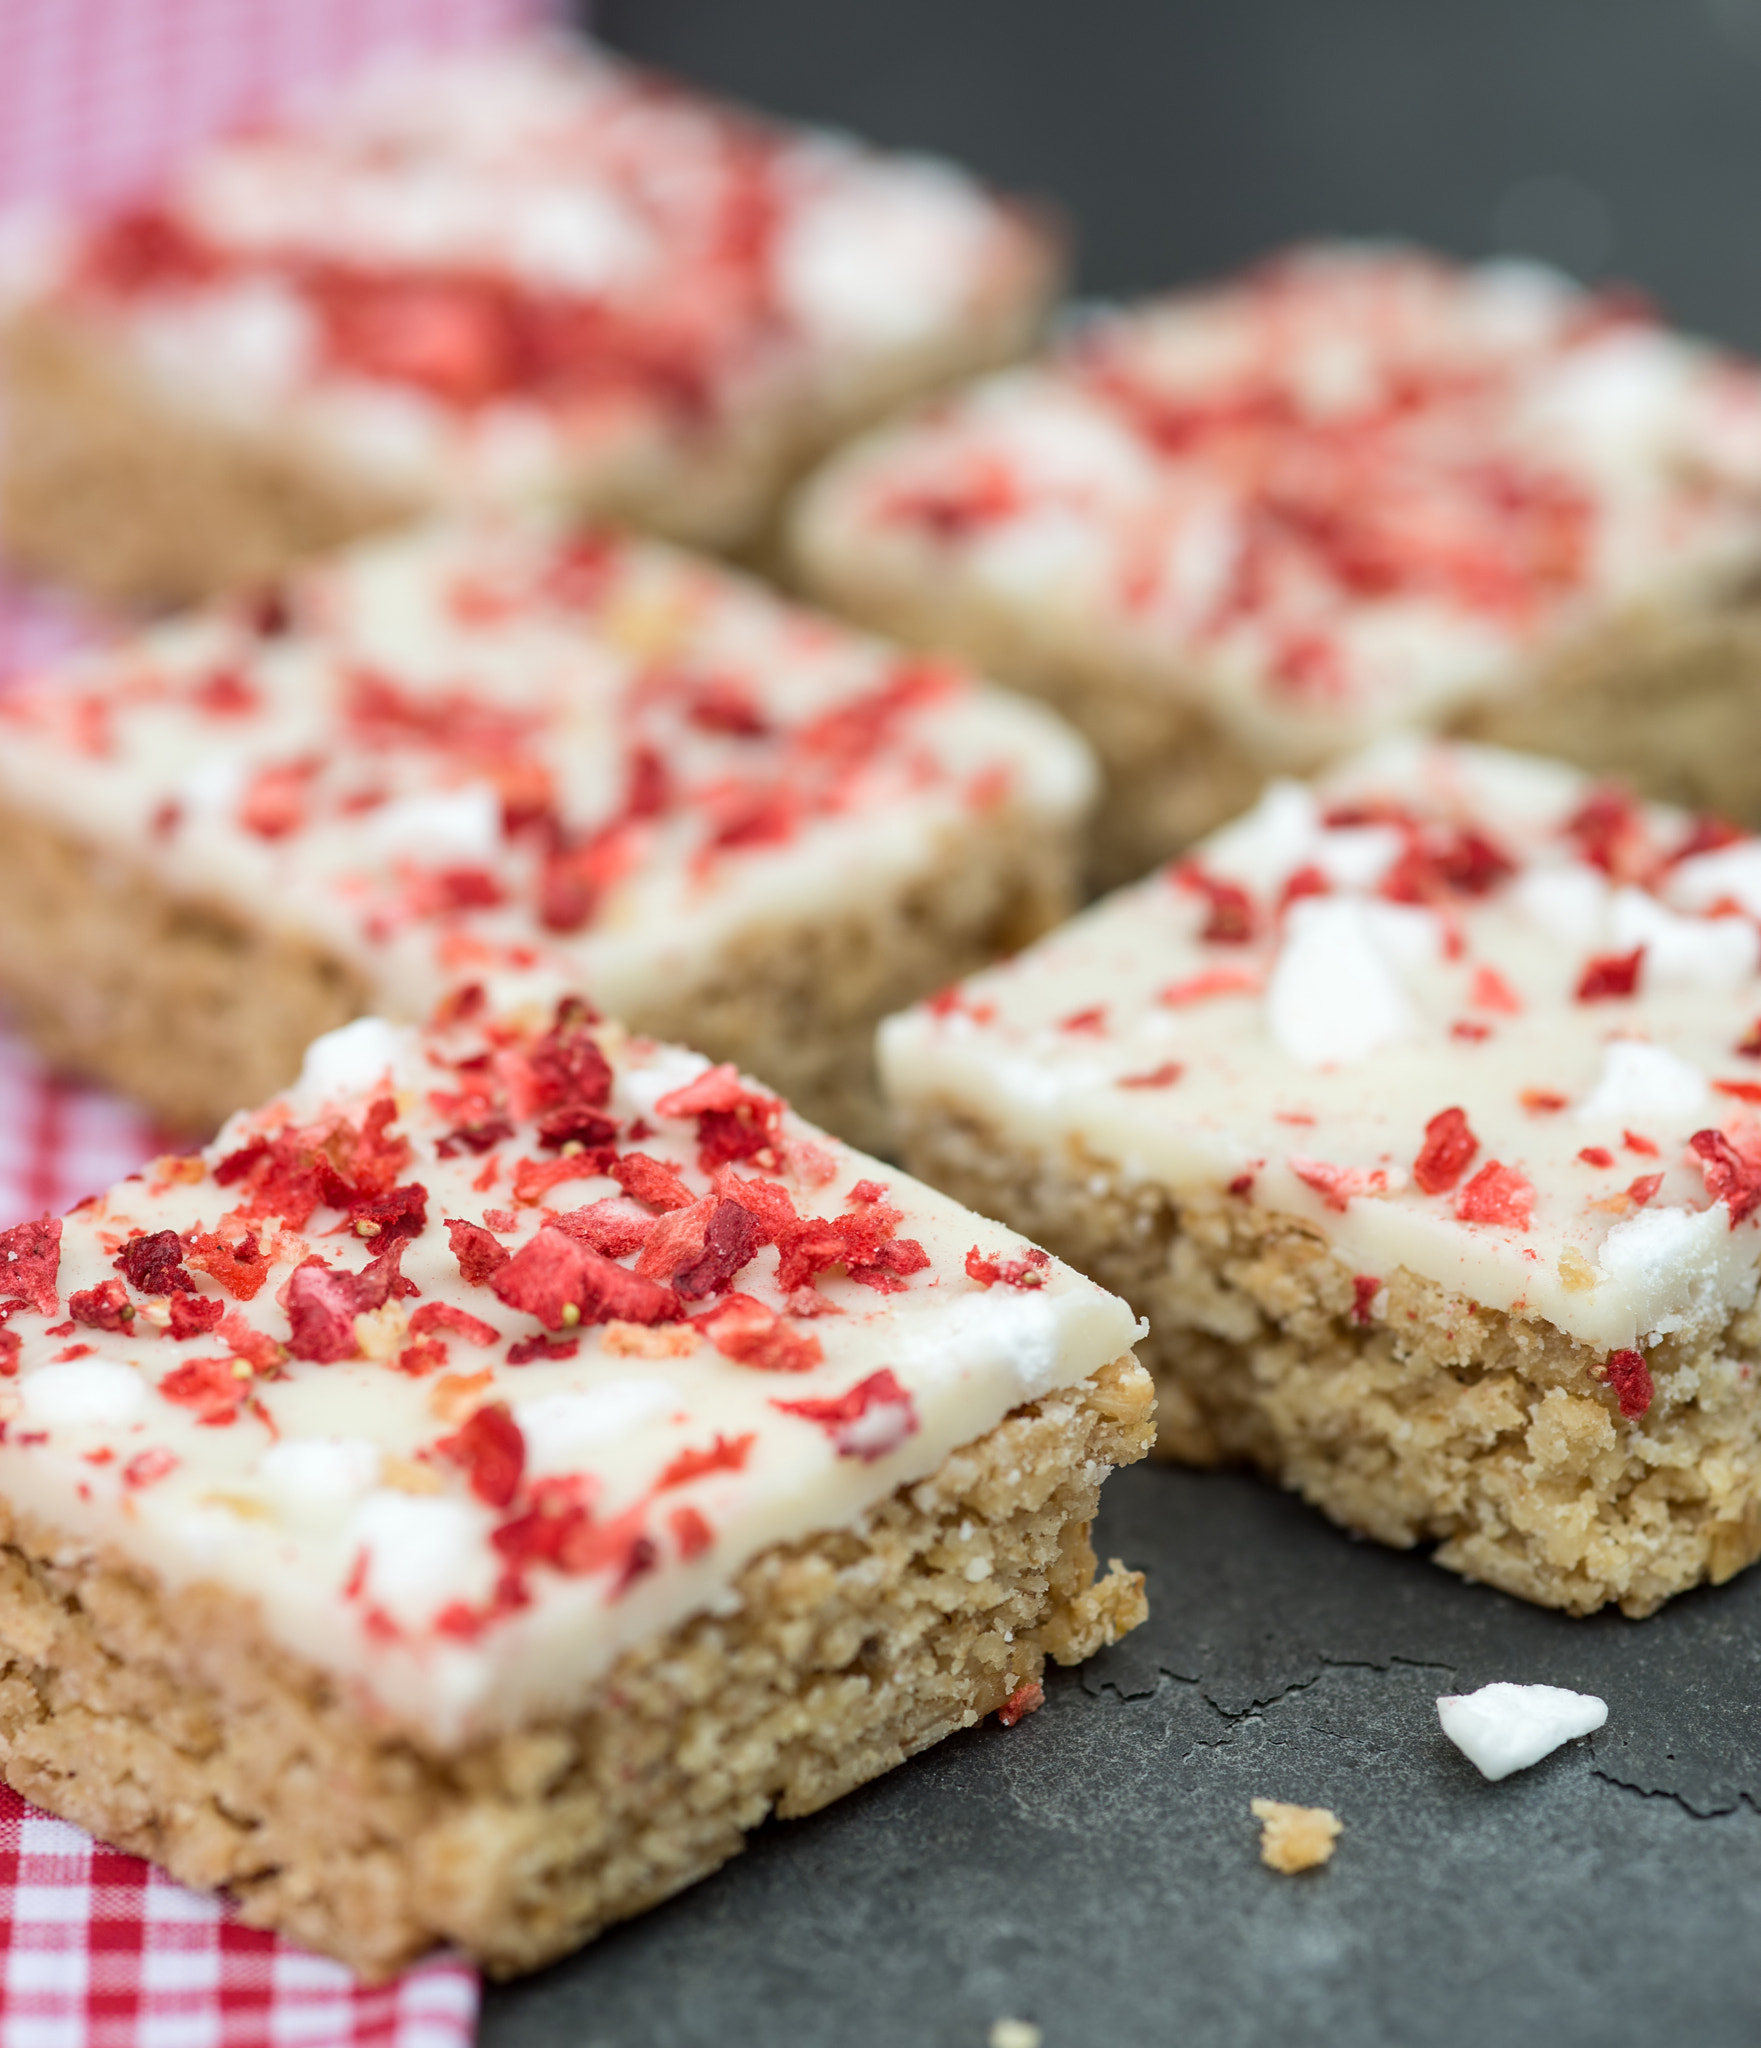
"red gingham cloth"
0,0,588,2035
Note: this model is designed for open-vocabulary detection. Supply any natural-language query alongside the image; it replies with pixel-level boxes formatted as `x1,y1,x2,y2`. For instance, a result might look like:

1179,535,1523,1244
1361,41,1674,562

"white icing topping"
1436,1681,1607,1780
1576,1040,1709,1124
1267,897,1416,1068
295,1017,411,1112
257,1436,382,1521
18,1361,149,1430
515,1381,680,1476
1609,887,1755,992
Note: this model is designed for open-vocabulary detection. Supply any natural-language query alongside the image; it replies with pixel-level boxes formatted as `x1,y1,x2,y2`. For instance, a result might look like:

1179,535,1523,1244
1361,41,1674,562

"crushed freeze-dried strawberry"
1228,1173,1256,1198
1624,1130,1660,1156
482,1208,518,1232
1175,863,1257,944
1714,1080,1761,1105
492,1226,680,1329
1158,968,1260,1005
1350,1275,1380,1326
998,1679,1045,1728
408,1302,499,1347
1602,1349,1654,1419
435,1401,525,1509
183,1228,268,1300
694,1293,823,1372
0,1331,17,1376
551,1197,653,1259
536,1108,618,1152
0,1218,61,1315
1578,1147,1615,1169
658,1432,756,1489
167,1293,225,1340
1689,1128,1761,1227
283,1260,367,1363
114,1229,196,1294
1738,1020,1761,1059
53,1344,94,1363
1059,1005,1108,1034
965,1246,1051,1289
1380,826,1515,905
1470,966,1523,1014
1576,947,1644,1001
669,1505,714,1560
436,1116,514,1158
634,1199,714,1283
713,1170,798,1242
1520,1090,1569,1114
1450,1021,1493,1043
1413,1108,1478,1195
511,1153,613,1205
773,1368,919,1462
159,1355,250,1426
1289,1158,1389,1212
611,1153,696,1211
219,1313,279,1372
238,757,319,839
69,1279,135,1332
447,1219,511,1286
346,1181,429,1246
1565,786,1647,879
397,1338,447,1375
506,1335,580,1365
773,1216,851,1294
122,1446,178,1489
672,1198,763,1300
1119,1062,1185,1090
1278,864,1329,911
1627,1173,1664,1207
1454,1162,1535,1229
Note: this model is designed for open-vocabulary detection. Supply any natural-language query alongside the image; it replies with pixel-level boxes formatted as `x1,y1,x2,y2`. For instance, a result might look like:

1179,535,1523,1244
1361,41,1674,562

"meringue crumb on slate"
1436,1682,1609,1781
989,2021,1043,2048
1251,1798,1342,1873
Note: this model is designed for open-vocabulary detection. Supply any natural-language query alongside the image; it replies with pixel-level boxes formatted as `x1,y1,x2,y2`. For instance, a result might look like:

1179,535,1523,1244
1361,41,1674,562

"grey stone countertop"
482,1460,1761,2047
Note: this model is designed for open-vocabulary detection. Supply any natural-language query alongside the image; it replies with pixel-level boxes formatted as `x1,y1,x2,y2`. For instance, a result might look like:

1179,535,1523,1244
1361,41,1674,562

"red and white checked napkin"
0,0,585,2034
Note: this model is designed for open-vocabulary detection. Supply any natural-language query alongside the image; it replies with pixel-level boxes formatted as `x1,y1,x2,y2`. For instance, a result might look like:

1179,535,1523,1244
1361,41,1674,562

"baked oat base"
0,792,1076,1146
0,1353,1152,1981
896,1101,1761,1618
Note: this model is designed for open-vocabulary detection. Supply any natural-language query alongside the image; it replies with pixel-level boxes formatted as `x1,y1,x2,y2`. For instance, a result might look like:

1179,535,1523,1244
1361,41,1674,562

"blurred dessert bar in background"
880,738,1761,1617
791,246,1761,885
0,515,1094,1145
0,34,1060,608
0,994,1151,1976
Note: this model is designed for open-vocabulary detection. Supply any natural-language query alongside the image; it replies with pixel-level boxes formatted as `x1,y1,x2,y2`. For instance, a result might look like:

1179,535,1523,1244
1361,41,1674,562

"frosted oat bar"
0,34,1058,607
0,515,1094,1146
793,246,1761,884
0,996,1151,1977
881,739,1761,1616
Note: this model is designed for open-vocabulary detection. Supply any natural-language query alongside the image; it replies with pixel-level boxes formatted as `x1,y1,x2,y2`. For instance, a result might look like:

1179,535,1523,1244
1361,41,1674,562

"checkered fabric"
0,0,586,2033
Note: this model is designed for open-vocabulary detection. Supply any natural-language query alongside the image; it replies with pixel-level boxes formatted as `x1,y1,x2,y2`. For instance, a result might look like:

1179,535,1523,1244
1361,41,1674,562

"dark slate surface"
480,1460,1761,2048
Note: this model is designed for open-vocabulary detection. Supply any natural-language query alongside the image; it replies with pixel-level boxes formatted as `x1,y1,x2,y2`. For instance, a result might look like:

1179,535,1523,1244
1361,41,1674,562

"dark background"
595,0,1761,353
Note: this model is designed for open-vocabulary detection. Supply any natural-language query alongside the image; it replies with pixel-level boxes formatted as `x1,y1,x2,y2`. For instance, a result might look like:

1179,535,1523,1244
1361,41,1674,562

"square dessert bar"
792,245,1761,886
0,515,1094,1148
0,34,1059,609
882,738,1761,1617
0,996,1151,1978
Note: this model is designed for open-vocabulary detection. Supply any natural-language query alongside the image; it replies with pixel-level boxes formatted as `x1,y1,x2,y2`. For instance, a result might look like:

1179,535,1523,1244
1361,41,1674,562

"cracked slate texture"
480,1460,1761,2048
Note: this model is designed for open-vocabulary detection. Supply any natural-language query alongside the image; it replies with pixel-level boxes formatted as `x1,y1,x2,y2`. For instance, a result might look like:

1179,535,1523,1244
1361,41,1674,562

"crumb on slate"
989,2021,1043,2048
1252,1797,1341,1873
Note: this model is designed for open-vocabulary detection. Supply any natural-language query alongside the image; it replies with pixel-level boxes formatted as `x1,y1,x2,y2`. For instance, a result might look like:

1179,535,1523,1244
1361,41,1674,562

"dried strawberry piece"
344,1097,413,1194
1602,1349,1654,1420
685,677,769,738
1454,1162,1536,1230
1175,863,1257,944
670,1505,714,1560
122,1446,178,1489
1350,1276,1380,1326
657,1432,756,1489
0,1330,18,1376
1714,1080,1761,1106
528,999,612,1111
1470,966,1523,1015
1737,1020,1761,1060
491,1225,679,1329
183,1229,269,1300
611,1153,696,1211
507,1335,581,1365
447,1219,512,1287
712,1170,798,1243
347,1181,428,1247
1689,1128,1761,1227
159,1356,249,1426
1118,1062,1184,1090
114,1229,196,1295
218,1313,281,1374
997,1678,1045,1728
1565,786,1647,878
551,1198,654,1259
1059,1005,1108,1034
966,1246,1051,1290
773,1218,850,1294
633,1199,713,1282
397,1338,447,1375
1627,1173,1664,1207
167,1294,225,1340
0,1218,61,1315
69,1279,136,1333
435,1401,525,1509
79,204,217,292
695,1294,824,1373
238,757,320,840
436,1116,514,1158
1381,827,1514,904
408,1302,499,1347
1576,948,1644,1001
673,1199,764,1301
283,1249,408,1362
1624,1130,1660,1156
654,1065,749,1119
536,1108,618,1153
511,1153,615,1205
774,1369,919,1462
1578,1147,1616,1170
1520,1090,1569,1115
1668,814,1742,867
1413,1107,1479,1195
212,1129,349,1229
1288,1158,1390,1212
